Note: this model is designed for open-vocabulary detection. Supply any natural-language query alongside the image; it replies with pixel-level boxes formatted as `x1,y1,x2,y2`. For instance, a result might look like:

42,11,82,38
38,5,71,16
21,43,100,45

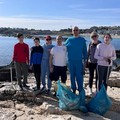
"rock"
107,78,120,88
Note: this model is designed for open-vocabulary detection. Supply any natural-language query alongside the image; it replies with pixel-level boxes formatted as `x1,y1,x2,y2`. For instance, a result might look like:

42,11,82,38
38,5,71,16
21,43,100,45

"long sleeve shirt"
13,43,29,63
30,45,43,65
65,36,87,62
94,43,116,66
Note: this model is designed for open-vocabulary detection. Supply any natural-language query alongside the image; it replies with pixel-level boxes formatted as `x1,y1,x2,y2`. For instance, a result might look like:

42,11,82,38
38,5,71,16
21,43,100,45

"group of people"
12,26,116,95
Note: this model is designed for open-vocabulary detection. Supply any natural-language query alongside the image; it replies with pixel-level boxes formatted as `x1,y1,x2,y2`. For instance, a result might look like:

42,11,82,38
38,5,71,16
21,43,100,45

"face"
18,36,24,42
104,35,111,44
72,27,79,36
34,40,40,46
91,35,98,42
45,38,52,45
56,36,63,45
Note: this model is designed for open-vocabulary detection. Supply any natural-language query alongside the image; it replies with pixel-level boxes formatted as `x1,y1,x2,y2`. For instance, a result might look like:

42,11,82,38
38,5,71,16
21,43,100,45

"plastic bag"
57,80,88,112
87,85,112,115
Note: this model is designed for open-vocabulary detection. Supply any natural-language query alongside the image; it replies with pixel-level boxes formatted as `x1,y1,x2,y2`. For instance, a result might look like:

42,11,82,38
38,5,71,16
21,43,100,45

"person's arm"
83,41,87,63
26,45,29,64
30,47,33,66
49,48,54,72
110,48,116,60
64,38,69,45
12,45,16,62
49,54,53,73
94,44,104,60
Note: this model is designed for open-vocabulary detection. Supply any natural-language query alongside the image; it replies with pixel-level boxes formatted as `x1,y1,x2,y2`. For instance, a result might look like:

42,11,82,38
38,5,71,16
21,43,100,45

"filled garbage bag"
87,85,112,115
56,80,88,112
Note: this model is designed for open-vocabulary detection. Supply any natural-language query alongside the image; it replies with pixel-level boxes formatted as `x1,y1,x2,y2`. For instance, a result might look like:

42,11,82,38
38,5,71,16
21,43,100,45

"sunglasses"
92,35,97,38
73,29,78,31
46,39,51,41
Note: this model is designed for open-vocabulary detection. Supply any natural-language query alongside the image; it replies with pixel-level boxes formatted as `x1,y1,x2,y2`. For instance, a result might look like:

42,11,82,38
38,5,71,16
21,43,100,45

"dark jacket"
87,41,101,63
30,45,43,65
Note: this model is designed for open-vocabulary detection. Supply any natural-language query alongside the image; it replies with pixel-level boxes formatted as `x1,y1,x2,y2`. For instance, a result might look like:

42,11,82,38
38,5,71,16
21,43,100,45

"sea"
0,36,120,66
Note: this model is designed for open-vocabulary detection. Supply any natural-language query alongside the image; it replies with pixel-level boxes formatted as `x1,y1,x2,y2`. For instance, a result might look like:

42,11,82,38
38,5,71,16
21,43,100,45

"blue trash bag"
87,85,112,116
56,80,88,112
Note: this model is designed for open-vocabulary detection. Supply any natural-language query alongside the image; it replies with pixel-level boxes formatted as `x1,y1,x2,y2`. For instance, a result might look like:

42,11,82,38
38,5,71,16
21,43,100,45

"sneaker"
23,84,29,88
33,87,39,91
17,85,23,91
89,88,92,95
46,89,50,95
73,90,76,94
41,87,46,92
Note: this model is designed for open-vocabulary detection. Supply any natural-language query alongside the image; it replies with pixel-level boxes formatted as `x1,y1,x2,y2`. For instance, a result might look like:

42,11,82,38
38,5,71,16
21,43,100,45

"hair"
90,31,99,39
17,33,23,38
103,33,112,40
34,37,40,42
56,35,62,40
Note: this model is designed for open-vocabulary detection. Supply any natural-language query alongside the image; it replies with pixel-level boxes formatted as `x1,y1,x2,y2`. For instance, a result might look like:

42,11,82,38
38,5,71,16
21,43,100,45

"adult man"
65,26,87,94
50,35,67,83
13,33,29,90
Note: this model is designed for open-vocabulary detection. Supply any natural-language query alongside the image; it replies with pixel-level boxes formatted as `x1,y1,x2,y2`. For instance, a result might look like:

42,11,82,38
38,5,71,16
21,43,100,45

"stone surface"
0,72,120,120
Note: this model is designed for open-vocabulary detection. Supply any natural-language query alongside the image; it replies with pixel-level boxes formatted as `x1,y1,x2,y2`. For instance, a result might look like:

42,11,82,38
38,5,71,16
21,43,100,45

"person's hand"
48,49,51,52
85,61,89,68
29,65,33,70
50,67,53,73
104,57,109,62
10,61,14,65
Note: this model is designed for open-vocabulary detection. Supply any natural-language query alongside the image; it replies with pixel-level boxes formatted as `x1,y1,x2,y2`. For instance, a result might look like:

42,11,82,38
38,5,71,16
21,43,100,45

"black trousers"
33,64,41,89
97,65,111,90
88,63,98,89
53,65,67,83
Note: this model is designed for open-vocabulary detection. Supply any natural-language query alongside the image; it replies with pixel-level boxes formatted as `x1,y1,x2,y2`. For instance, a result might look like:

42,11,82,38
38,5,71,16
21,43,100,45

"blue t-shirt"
42,44,54,60
65,36,87,62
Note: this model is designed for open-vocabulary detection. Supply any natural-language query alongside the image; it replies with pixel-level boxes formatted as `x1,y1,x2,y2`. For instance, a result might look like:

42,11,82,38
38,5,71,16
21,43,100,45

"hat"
90,31,99,38
45,35,52,40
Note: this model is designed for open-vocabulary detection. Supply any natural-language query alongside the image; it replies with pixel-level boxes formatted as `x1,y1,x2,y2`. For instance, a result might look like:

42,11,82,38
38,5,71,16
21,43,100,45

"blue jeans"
68,60,84,92
41,59,51,89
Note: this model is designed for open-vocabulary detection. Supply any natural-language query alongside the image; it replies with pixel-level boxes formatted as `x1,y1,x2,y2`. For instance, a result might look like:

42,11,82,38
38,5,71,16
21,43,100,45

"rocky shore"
0,71,120,120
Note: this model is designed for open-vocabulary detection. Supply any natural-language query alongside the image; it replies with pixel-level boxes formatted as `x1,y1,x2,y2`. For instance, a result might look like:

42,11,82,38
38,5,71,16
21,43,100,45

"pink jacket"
94,43,116,66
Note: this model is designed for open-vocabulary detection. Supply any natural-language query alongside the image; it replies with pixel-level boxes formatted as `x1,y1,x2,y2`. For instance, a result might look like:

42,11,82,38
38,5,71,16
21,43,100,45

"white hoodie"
94,43,116,66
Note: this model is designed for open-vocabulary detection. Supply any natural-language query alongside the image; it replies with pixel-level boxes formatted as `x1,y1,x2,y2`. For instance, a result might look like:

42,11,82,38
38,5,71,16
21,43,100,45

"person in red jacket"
13,33,29,90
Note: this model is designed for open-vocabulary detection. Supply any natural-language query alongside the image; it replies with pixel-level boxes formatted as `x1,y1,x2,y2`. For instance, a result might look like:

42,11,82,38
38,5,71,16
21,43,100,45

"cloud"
0,15,120,30
0,16,91,30
70,7,120,13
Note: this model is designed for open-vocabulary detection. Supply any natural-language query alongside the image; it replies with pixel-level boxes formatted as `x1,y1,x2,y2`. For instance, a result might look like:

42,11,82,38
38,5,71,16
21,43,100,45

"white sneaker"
89,88,92,95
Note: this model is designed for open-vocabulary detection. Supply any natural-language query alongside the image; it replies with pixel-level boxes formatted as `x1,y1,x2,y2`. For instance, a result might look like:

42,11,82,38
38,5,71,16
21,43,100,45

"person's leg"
60,66,67,83
21,63,28,86
36,65,41,90
95,63,98,89
33,64,37,81
75,61,83,93
53,66,60,81
46,60,51,90
41,60,47,88
97,65,105,90
68,61,76,93
103,66,112,90
15,62,22,86
88,63,95,89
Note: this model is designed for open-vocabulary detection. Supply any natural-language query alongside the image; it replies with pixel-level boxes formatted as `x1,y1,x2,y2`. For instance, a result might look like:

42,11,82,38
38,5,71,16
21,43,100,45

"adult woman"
94,33,116,90
87,32,101,94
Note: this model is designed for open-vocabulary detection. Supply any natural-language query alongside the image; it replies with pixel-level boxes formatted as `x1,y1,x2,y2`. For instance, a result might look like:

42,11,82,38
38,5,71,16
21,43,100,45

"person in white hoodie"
94,33,116,91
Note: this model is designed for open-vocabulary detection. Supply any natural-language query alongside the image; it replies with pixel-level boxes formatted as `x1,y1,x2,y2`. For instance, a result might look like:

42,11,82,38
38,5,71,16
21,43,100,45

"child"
13,33,29,90
94,33,116,90
30,37,43,91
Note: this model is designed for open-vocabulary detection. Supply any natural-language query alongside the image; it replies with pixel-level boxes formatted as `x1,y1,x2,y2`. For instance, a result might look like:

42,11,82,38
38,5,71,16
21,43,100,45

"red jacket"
13,43,29,63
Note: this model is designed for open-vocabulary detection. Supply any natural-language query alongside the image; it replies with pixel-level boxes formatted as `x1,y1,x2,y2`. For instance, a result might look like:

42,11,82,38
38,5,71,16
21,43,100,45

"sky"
0,0,120,30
